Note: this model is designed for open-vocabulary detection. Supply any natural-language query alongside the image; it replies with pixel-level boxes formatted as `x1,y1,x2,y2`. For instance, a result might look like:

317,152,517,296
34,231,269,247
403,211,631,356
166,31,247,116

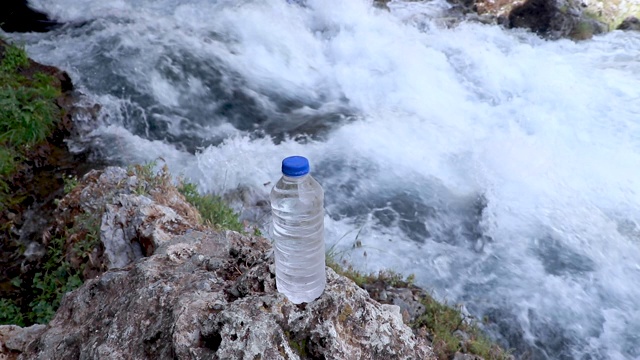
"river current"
7,0,640,358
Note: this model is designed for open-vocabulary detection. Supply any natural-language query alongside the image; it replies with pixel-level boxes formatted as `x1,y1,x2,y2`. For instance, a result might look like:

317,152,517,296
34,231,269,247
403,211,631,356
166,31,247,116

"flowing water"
7,0,640,358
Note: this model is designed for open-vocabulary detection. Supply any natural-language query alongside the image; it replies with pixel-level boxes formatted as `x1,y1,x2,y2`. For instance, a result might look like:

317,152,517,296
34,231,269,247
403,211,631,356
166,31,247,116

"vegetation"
0,41,62,210
284,331,309,358
178,181,244,233
327,257,510,360
582,0,640,30
0,217,99,325
413,294,508,359
27,236,84,324
63,174,79,194
0,298,24,326
127,160,244,232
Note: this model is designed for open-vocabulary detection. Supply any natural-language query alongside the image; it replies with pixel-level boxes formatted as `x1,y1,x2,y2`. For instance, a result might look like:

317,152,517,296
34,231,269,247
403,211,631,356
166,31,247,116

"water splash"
9,0,640,358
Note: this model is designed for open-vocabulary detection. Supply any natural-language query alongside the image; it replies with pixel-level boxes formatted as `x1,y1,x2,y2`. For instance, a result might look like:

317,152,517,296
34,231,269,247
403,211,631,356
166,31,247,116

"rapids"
7,0,640,358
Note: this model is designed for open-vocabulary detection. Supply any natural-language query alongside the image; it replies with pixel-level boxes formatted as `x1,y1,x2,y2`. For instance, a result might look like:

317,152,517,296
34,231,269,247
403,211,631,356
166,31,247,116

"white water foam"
9,0,640,358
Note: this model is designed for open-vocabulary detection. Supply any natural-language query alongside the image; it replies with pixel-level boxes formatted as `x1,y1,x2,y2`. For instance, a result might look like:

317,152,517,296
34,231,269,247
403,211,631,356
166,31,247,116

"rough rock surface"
10,230,433,359
446,0,637,39
580,0,640,30
618,16,640,30
49,166,203,278
0,325,45,360
470,0,607,39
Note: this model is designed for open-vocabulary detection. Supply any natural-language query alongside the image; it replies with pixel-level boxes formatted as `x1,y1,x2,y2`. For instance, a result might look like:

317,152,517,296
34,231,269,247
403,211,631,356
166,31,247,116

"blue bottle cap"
282,156,309,177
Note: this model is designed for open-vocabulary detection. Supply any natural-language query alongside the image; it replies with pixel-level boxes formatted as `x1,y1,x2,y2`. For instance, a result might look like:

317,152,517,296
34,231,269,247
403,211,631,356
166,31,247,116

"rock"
377,0,635,39
581,0,640,31
0,325,46,359
451,0,638,39
618,16,640,31
507,0,607,39
0,0,62,33
50,166,203,277
15,230,434,359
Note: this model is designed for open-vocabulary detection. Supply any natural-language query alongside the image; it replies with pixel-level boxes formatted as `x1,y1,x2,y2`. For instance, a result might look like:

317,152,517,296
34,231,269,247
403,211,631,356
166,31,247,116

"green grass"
0,42,29,73
413,296,508,359
128,161,168,196
178,181,244,232
0,204,100,325
127,160,244,233
63,174,79,194
0,40,62,210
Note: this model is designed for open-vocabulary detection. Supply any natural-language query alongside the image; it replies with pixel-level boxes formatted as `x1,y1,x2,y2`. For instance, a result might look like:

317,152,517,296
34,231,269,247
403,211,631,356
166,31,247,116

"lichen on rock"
9,229,433,359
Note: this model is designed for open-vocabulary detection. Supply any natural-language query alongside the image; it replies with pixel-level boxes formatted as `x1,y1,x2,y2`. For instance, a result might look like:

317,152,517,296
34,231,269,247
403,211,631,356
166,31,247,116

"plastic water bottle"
270,156,326,304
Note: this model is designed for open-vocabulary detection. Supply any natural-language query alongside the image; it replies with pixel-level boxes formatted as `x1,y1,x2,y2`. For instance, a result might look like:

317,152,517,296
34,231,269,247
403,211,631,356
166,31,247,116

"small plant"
412,295,510,359
0,298,25,326
63,174,79,194
253,227,262,237
326,257,412,289
127,161,165,195
284,331,308,357
68,212,101,266
27,236,83,324
178,181,244,233
0,43,29,73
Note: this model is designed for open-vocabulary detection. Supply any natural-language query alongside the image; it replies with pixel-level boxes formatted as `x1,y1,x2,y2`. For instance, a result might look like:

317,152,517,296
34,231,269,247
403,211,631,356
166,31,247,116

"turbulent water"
7,0,640,358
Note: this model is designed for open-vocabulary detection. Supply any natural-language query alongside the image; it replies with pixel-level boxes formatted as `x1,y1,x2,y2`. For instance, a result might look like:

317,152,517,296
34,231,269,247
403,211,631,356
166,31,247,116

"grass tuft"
178,181,244,233
127,160,244,233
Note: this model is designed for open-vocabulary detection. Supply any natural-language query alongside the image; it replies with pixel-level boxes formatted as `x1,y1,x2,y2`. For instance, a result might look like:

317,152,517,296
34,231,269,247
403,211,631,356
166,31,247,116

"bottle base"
277,282,326,304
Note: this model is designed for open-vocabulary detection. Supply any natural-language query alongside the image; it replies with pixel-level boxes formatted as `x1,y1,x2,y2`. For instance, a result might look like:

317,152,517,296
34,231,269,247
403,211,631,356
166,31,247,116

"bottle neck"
282,174,309,182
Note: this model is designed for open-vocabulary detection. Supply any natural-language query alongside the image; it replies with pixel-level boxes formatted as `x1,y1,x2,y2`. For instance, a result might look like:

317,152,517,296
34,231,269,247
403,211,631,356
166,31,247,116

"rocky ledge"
10,229,432,359
0,166,510,359
1,167,435,359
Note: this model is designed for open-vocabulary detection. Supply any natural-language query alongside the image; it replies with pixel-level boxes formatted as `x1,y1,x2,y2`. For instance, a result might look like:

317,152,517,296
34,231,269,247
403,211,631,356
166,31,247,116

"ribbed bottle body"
270,174,326,304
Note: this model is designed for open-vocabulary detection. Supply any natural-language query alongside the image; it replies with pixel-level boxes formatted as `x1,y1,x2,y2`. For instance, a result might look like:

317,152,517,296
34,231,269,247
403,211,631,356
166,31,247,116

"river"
8,0,640,358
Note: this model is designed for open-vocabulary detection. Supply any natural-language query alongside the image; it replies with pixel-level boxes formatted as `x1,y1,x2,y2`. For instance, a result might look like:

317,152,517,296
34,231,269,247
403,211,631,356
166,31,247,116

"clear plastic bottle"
270,156,326,304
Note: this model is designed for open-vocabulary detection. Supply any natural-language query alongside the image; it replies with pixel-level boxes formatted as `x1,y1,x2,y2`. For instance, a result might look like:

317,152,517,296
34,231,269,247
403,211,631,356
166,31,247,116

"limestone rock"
618,16,640,30
49,166,203,278
449,0,639,39
472,0,607,39
16,230,434,359
0,325,46,360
